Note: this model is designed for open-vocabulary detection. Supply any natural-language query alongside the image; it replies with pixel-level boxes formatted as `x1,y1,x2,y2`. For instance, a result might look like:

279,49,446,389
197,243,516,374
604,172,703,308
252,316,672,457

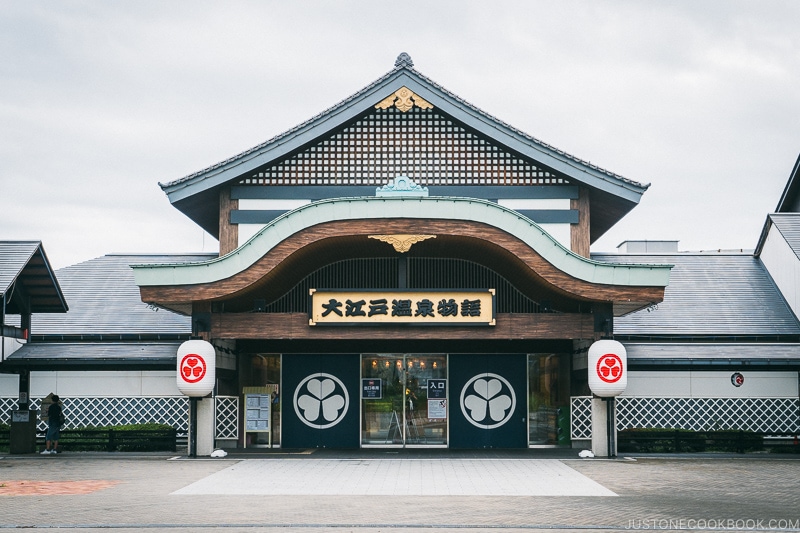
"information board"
245,394,271,431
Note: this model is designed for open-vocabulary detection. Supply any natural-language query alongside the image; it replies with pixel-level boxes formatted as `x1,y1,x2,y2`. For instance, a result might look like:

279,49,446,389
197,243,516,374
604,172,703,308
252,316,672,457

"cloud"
2,0,799,268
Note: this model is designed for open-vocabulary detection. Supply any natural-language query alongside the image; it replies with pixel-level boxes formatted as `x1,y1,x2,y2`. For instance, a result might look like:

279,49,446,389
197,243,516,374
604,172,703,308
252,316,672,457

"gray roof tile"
624,342,800,362
593,252,800,336
0,241,40,293
31,254,215,336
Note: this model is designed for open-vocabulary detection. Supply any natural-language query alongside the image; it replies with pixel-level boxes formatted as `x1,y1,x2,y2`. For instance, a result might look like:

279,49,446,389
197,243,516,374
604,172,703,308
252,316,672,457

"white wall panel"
538,223,571,249
238,224,266,244
30,372,58,397
760,226,800,318
622,371,691,397
238,199,311,210
497,198,571,210
11,371,185,398
623,370,798,398
0,374,19,396
141,371,182,396
55,371,143,396
690,371,797,398
237,199,311,246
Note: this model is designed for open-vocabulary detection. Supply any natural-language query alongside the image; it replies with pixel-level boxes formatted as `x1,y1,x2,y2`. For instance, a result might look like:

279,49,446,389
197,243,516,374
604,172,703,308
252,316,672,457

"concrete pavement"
1,449,799,532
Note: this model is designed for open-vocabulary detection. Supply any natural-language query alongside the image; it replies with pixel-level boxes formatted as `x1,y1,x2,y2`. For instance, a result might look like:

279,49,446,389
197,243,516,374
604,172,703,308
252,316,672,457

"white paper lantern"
176,340,216,397
588,339,627,397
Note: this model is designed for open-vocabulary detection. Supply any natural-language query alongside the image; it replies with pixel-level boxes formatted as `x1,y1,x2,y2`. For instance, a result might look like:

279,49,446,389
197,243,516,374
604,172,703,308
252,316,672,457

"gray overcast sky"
2,1,800,269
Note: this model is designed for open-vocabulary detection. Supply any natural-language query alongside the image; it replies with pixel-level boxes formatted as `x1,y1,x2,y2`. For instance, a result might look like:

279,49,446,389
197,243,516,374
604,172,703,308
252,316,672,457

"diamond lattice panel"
239,107,569,187
1,397,189,433
215,396,239,440
570,396,800,440
570,396,593,440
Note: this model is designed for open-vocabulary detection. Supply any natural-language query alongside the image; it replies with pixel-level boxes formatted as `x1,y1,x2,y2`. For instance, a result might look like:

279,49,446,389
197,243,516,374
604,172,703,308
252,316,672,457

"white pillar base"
196,397,216,456
591,398,609,457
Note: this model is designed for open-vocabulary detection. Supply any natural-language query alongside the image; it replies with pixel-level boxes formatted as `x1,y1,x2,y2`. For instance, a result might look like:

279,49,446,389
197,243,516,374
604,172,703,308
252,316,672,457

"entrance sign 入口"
427,379,446,399
176,340,216,397
587,340,627,397
427,379,447,419
309,289,496,326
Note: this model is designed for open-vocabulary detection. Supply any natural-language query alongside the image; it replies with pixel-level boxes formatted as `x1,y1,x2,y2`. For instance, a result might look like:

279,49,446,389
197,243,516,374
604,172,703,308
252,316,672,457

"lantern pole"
606,397,616,457
189,397,198,458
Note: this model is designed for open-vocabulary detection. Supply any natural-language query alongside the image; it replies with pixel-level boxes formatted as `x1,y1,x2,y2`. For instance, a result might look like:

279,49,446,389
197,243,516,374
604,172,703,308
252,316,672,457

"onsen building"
3,54,798,452
131,52,671,449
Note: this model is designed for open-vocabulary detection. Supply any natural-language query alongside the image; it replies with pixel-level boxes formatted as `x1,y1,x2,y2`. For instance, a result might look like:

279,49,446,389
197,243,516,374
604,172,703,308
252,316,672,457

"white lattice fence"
215,396,239,440
572,396,800,439
570,396,592,440
1,397,189,433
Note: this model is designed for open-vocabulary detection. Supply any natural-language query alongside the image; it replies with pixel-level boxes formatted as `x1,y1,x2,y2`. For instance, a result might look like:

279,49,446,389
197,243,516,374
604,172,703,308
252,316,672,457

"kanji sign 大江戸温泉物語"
308,290,495,326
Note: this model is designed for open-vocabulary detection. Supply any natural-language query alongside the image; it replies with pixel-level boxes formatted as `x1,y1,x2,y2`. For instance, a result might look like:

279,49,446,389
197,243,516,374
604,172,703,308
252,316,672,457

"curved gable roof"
134,196,671,316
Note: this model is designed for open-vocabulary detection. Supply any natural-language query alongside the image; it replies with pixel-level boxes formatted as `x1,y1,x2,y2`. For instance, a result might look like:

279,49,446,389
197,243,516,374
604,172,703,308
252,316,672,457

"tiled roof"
0,241,67,313
31,254,215,336
0,241,39,293
593,252,800,336
5,342,180,362
624,342,800,363
162,60,645,192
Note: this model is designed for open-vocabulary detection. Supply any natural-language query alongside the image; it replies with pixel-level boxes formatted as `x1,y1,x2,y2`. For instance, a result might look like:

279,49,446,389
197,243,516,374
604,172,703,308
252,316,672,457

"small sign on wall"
362,379,383,399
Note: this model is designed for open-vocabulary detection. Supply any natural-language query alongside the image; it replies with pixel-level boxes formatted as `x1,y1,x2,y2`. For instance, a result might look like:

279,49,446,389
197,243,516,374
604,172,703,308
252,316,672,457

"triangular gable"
755,152,800,255
0,241,67,314
162,53,649,239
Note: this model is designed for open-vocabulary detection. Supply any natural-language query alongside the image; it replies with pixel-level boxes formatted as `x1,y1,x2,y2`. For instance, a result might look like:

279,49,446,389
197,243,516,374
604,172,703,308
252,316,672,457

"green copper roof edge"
132,196,672,288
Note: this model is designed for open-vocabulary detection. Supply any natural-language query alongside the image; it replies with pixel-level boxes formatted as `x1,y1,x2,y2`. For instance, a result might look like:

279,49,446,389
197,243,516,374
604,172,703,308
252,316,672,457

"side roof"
761,213,800,259
0,241,67,314
755,152,800,255
593,252,800,337
161,54,649,239
31,253,214,336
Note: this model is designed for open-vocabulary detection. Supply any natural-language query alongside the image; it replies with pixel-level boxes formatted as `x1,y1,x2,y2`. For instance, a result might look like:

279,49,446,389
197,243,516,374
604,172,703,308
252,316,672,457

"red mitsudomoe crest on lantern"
180,354,207,383
588,340,627,397
176,340,215,397
596,353,623,384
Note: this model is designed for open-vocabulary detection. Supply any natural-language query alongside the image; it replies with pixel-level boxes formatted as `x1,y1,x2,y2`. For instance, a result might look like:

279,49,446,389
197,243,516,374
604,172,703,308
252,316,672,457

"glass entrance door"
361,354,447,447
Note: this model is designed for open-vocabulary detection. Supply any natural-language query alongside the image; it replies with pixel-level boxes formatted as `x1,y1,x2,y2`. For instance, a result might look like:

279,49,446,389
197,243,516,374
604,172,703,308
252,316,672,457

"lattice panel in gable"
239,107,569,187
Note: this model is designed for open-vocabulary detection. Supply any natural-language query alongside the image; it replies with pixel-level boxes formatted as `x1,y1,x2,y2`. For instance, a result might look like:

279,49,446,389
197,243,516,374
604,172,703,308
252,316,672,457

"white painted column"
196,397,216,456
591,398,609,457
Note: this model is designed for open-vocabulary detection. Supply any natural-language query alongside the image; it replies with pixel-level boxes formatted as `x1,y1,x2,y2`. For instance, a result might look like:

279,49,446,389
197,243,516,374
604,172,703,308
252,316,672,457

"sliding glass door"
361,354,447,447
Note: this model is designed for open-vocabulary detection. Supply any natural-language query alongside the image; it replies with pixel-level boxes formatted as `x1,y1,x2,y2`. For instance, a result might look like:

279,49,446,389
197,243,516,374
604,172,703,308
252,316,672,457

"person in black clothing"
41,395,63,455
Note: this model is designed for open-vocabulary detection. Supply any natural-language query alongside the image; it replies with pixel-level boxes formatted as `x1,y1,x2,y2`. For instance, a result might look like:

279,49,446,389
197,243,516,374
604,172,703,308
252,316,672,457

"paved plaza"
1,449,799,532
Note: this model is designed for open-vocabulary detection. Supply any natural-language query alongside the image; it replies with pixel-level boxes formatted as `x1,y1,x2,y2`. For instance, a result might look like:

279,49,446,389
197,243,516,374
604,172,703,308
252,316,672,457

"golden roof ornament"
376,86,433,113
369,234,437,253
